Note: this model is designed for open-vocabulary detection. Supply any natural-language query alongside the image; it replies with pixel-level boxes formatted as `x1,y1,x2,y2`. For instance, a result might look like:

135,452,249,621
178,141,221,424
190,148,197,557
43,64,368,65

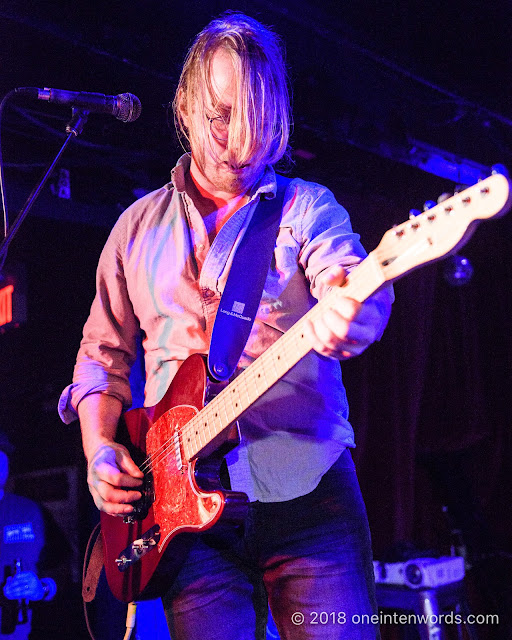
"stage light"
443,254,474,287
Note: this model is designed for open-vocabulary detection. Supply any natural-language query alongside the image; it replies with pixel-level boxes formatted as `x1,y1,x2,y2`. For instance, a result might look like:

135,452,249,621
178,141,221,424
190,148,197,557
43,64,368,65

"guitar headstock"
373,173,512,283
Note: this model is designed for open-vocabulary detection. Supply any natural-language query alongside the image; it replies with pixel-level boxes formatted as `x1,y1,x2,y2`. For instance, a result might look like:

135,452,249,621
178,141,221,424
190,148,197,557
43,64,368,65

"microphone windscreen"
116,93,142,123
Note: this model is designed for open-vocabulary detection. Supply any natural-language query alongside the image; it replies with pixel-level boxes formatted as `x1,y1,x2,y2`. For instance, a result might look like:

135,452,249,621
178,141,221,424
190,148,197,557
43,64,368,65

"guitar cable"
83,523,139,640
123,602,137,640
83,524,100,640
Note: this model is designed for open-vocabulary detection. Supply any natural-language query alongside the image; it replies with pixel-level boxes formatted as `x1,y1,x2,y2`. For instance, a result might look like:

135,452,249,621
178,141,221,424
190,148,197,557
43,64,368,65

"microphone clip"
65,108,89,137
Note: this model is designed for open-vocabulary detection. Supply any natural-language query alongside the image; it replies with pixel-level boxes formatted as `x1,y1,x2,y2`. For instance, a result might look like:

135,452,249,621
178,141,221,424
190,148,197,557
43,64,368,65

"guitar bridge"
115,524,161,571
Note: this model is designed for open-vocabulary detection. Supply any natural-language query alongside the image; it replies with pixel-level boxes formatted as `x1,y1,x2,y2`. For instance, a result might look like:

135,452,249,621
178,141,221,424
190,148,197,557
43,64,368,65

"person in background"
0,433,56,640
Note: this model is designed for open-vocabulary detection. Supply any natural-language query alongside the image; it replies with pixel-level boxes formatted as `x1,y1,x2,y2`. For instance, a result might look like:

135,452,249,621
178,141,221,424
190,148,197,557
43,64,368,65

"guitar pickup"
115,525,161,572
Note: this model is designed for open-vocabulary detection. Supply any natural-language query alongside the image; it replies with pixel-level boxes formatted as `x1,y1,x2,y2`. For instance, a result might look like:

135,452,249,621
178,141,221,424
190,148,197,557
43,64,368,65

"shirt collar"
168,153,277,201
169,153,191,194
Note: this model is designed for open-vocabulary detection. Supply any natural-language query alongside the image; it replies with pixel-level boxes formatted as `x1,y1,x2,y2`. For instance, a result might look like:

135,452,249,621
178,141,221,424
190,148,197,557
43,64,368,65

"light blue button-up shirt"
59,154,388,502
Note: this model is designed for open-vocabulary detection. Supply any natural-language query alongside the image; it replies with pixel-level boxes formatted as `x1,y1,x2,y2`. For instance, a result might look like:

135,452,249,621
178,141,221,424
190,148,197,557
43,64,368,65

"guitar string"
134,193,480,476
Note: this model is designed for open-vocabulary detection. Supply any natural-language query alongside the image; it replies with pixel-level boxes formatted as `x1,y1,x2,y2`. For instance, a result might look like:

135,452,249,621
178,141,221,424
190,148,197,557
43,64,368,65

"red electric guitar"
99,174,511,602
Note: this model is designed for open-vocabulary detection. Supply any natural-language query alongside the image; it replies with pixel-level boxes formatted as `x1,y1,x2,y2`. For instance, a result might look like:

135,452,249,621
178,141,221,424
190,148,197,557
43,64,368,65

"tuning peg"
491,163,509,177
409,208,422,218
423,200,436,211
437,192,452,204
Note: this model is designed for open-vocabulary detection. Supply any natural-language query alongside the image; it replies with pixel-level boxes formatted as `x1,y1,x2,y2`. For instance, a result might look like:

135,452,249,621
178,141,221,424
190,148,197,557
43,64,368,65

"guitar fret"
207,409,215,444
229,384,242,419
235,377,245,413
206,411,214,444
184,417,197,461
250,368,261,396
272,350,288,377
243,365,258,400
248,365,263,398
189,418,201,459
235,378,248,413
220,395,231,428
243,368,256,402
243,376,251,406
260,352,279,388
216,396,226,427
260,362,270,389
269,350,279,380
199,414,206,449
284,332,303,363
182,422,191,461
211,405,221,435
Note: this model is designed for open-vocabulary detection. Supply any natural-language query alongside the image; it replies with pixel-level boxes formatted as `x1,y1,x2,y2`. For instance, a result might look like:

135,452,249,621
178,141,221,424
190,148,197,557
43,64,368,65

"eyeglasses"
208,115,230,142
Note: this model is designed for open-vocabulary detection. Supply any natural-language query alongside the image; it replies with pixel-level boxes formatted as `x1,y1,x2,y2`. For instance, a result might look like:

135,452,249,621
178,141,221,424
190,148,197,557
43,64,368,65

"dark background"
0,1,511,638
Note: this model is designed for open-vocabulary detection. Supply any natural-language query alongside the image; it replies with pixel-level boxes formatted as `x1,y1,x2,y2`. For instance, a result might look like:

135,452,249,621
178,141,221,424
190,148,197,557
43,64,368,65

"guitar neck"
171,173,512,462
182,253,384,461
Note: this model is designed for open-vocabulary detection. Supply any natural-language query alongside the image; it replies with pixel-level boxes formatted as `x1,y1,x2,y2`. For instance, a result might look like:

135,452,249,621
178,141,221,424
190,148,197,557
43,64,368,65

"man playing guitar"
60,12,392,639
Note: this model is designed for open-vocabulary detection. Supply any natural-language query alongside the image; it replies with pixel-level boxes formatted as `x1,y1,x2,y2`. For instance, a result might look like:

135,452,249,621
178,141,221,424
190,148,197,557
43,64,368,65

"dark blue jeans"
162,450,379,639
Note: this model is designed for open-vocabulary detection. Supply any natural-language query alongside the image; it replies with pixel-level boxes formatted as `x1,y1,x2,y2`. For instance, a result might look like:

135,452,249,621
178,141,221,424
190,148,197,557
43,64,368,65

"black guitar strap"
208,174,290,381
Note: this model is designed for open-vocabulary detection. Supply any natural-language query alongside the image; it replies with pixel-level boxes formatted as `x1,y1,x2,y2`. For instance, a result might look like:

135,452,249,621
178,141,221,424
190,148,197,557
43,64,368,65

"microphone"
15,87,142,123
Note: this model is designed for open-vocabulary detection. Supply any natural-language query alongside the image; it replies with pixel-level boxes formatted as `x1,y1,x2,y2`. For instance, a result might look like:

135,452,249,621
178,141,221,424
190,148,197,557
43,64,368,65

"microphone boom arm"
0,109,89,266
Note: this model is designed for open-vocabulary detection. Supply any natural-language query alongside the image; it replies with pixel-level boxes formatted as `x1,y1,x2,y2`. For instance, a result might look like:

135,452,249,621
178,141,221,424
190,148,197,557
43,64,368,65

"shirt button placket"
203,288,215,299
202,287,217,336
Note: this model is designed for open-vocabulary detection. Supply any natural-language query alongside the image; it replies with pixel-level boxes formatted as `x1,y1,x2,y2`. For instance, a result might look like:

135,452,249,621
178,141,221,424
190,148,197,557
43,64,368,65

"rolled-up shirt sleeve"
297,184,366,296
59,215,140,423
297,182,394,331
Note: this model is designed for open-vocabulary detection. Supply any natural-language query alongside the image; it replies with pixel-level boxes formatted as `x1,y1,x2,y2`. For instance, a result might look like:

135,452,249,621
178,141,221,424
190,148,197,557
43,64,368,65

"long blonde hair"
173,12,291,170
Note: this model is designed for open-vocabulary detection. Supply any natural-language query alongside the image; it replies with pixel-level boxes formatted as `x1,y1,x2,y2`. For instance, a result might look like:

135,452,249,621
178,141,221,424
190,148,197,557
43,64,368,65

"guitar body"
100,353,249,603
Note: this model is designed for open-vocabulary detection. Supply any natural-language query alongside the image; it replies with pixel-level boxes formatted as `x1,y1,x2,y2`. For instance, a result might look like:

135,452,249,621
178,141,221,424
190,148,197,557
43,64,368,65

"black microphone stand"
0,108,89,266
